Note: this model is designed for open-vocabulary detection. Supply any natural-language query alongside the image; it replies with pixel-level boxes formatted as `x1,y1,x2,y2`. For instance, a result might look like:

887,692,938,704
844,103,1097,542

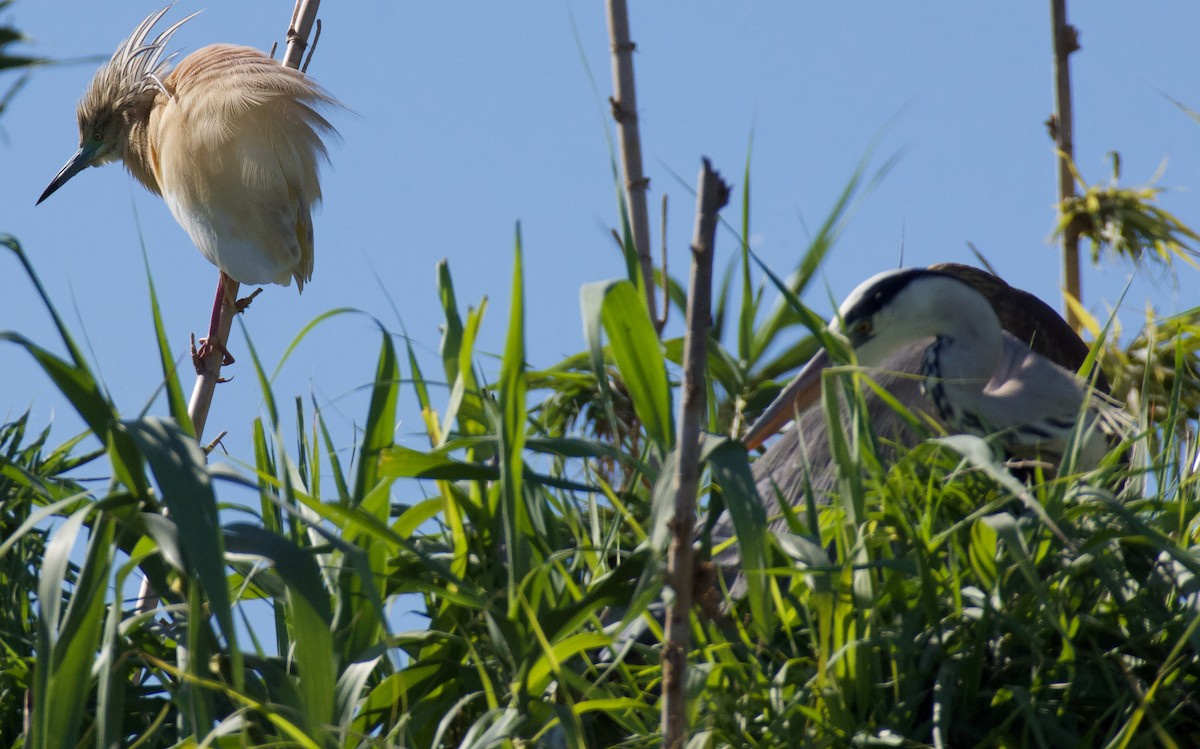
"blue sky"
4,3,1199,515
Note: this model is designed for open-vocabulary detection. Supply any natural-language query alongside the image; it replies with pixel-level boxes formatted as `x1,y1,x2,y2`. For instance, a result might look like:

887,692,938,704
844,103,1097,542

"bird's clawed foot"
191,332,235,373
190,285,263,374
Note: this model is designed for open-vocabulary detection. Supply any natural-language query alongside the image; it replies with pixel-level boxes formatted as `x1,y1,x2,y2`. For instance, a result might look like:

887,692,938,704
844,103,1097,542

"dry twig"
606,0,660,331
1049,0,1082,331
662,158,730,748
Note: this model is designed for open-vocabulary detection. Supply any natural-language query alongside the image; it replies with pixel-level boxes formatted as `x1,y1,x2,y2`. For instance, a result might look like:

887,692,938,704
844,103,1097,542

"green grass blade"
225,523,335,730
498,225,532,614
336,332,397,665
353,332,399,504
737,133,755,363
123,417,242,689
139,246,193,435
313,400,352,504
379,445,498,481
239,323,279,429
581,279,674,454
704,435,771,632
438,259,466,386
31,506,113,749
438,294,489,448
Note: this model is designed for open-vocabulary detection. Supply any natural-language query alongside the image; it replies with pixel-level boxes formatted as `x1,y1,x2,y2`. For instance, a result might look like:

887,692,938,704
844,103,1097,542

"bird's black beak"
742,348,833,452
37,144,98,205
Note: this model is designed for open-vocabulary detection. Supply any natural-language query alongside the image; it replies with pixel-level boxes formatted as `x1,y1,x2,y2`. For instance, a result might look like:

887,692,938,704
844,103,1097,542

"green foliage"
0,2,45,124
3,50,1200,745
1057,153,1200,269
7,183,1200,746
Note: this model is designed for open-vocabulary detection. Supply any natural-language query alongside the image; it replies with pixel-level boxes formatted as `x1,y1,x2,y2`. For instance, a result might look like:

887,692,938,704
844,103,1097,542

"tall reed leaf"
123,417,243,688
30,507,113,749
704,435,770,631
140,249,192,434
2,237,149,497
581,279,674,454
338,333,398,664
225,522,335,732
498,226,532,612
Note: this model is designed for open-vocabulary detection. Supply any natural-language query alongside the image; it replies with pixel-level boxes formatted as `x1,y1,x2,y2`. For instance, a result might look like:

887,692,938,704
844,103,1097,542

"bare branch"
1049,0,1082,331
662,158,730,749
283,0,321,71
606,0,659,331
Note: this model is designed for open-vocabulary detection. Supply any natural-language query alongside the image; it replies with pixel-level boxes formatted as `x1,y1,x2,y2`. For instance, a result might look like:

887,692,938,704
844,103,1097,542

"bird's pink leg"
195,272,236,367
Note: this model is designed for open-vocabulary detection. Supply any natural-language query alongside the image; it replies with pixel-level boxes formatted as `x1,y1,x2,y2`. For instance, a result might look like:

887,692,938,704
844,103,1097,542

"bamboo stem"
605,0,660,331
662,158,729,748
283,0,321,70
1049,0,1081,331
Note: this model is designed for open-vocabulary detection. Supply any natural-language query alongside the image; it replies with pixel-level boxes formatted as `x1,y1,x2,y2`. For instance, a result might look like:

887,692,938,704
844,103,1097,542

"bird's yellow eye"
854,319,872,337
93,131,103,142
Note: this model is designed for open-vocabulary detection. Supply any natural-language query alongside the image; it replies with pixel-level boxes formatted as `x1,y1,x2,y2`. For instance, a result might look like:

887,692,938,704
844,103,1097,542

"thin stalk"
662,158,729,748
283,0,321,70
187,276,239,442
1049,0,1082,331
606,0,659,330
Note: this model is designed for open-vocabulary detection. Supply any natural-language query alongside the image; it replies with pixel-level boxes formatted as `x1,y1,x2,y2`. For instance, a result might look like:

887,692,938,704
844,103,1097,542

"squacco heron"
37,6,339,364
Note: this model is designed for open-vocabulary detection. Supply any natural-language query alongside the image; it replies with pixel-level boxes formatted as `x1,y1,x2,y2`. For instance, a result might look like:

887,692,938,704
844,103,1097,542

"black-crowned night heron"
710,263,1126,598
37,6,339,364
743,265,1121,468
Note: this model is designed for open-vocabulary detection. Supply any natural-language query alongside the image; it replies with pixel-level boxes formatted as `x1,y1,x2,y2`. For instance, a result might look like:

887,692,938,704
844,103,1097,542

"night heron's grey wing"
711,342,938,595
977,333,1112,466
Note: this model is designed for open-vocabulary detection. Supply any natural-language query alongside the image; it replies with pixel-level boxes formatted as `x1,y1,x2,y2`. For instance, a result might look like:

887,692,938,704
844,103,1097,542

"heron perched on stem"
37,6,339,365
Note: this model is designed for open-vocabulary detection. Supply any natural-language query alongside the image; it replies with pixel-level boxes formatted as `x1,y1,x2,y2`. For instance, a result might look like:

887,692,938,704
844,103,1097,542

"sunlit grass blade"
224,522,335,731
442,293,490,447
497,225,533,613
581,278,674,454
139,245,192,435
379,445,498,480
31,505,113,749
704,435,770,632
123,417,243,689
